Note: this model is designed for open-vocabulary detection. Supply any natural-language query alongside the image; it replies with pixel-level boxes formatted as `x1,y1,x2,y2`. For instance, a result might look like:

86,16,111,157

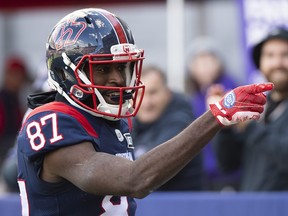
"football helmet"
46,8,145,120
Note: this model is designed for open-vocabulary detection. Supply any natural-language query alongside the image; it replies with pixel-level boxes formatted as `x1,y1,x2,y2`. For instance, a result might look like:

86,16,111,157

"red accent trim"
99,9,128,43
127,117,133,132
27,102,98,138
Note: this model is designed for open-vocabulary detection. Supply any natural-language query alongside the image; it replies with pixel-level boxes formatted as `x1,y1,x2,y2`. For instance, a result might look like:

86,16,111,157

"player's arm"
42,83,273,198
42,111,219,198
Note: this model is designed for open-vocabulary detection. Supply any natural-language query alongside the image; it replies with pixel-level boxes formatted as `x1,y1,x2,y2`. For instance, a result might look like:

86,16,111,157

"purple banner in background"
237,0,288,83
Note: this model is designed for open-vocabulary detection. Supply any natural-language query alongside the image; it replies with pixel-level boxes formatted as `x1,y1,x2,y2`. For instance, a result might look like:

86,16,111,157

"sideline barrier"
1,192,288,216
0,193,21,216
136,192,288,216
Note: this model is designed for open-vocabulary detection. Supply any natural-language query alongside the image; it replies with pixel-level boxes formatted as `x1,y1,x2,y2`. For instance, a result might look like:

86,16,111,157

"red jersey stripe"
98,9,128,43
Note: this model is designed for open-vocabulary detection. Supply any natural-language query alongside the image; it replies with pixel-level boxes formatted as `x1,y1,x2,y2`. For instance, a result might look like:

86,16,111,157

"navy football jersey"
17,101,136,216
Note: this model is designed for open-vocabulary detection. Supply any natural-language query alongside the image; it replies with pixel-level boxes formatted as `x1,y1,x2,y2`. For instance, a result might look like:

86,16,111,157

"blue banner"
238,0,288,83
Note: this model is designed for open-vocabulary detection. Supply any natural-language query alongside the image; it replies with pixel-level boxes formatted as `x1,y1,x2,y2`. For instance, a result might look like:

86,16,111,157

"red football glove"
209,83,274,126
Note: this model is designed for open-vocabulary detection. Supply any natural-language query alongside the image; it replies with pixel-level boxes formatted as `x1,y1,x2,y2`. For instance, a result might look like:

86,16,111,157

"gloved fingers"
253,93,267,105
242,83,274,94
234,102,264,113
238,93,267,105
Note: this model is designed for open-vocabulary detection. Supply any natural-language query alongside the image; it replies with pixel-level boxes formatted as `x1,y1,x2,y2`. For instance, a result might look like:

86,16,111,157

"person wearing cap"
212,27,288,191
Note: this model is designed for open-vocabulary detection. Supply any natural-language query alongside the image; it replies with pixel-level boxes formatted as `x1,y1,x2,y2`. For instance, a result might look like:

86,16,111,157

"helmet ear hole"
84,16,92,24
59,70,66,81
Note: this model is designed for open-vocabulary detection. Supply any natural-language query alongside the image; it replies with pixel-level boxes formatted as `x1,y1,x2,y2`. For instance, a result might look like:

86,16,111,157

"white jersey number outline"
17,182,129,216
26,113,63,151
100,195,129,216
18,180,29,216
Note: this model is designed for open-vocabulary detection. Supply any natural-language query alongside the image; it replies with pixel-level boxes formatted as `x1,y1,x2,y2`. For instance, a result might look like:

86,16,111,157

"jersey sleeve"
18,102,99,161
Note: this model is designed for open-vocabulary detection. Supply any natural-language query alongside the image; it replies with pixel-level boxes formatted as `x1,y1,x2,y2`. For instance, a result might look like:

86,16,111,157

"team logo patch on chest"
115,129,134,149
123,133,134,149
115,129,124,142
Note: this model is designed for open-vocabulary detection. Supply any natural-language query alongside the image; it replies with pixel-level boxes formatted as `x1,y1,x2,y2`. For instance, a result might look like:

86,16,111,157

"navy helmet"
46,8,145,120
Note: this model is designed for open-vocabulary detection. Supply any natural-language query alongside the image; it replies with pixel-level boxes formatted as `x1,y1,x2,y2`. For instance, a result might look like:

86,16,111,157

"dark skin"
89,62,128,104
41,62,222,198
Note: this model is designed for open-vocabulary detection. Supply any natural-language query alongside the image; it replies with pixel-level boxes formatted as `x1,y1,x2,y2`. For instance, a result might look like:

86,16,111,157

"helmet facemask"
61,43,145,120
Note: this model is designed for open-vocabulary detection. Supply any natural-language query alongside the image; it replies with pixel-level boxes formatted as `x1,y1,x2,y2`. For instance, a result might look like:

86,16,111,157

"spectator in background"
0,56,29,172
212,27,288,191
1,58,52,193
185,37,239,190
132,65,204,191
0,56,30,194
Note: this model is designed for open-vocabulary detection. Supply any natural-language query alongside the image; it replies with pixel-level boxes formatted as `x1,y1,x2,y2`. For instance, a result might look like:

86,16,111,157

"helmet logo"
54,21,87,50
123,44,130,53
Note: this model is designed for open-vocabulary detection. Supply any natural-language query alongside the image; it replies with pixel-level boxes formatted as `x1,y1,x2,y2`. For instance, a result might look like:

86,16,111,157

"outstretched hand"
209,83,274,126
